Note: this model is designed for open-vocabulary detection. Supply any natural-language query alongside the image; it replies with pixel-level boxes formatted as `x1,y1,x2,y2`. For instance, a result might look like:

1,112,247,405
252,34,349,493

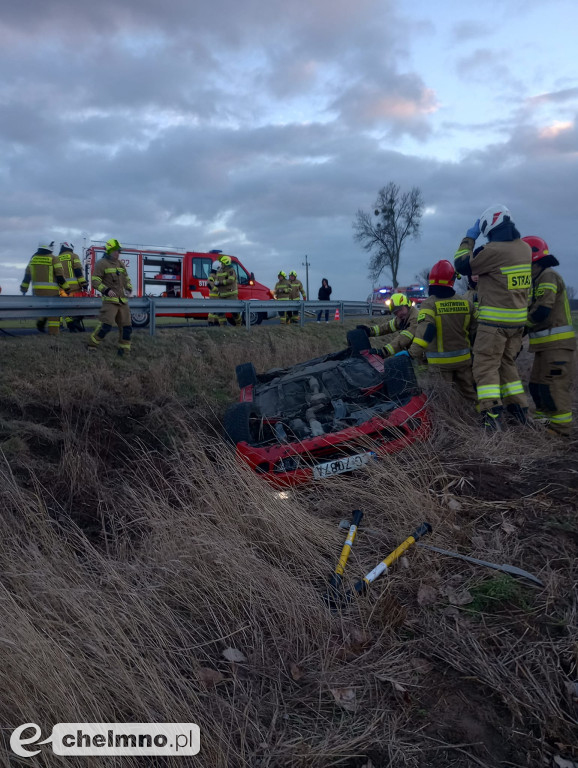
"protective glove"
356,325,372,336
394,350,410,358
466,219,481,240
369,347,385,357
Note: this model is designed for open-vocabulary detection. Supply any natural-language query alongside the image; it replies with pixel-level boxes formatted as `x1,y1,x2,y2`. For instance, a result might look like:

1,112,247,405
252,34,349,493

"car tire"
131,312,150,328
383,354,420,401
223,402,261,445
236,362,257,388
347,328,372,355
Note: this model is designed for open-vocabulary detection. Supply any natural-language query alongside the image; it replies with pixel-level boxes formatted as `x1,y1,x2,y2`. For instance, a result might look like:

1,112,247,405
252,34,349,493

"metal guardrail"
0,296,371,335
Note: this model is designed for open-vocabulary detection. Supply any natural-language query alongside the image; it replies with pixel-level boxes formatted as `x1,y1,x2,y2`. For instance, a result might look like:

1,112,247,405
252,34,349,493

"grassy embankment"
0,322,577,767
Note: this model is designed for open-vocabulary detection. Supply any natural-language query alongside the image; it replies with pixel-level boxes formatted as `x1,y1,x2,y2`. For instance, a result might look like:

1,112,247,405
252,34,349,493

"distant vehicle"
367,283,427,314
85,244,275,327
223,329,431,487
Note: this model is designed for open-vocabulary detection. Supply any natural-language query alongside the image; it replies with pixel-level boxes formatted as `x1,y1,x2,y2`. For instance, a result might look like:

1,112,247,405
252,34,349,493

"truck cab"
86,245,274,326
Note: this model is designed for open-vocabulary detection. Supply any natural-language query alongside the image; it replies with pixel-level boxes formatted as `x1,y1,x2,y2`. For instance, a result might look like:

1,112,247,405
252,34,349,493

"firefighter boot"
36,318,47,333
481,405,504,432
506,404,530,426
67,319,81,333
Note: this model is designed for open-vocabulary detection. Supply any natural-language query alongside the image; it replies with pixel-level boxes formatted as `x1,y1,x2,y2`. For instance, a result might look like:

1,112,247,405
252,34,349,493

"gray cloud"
1,0,578,301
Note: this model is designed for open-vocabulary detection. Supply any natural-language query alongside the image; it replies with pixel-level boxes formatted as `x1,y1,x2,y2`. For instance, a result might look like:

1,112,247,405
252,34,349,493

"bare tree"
566,285,576,300
353,182,424,289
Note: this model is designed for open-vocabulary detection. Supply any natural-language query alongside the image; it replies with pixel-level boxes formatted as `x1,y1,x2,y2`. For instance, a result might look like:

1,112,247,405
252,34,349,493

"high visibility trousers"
438,364,477,403
89,301,132,353
33,289,60,336
529,347,575,435
473,325,527,411
278,299,290,324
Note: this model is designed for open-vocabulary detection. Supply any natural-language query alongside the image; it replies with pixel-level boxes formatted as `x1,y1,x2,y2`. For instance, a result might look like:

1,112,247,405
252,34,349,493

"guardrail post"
340,301,344,324
149,298,156,336
299,301,305,326
244,301,251,331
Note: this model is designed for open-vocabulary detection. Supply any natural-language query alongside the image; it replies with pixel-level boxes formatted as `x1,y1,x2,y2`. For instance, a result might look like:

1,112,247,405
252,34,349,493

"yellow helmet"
105,238,122,253
219,254,232,266
278,270,287,278
390,293,410,309
289,270,297,277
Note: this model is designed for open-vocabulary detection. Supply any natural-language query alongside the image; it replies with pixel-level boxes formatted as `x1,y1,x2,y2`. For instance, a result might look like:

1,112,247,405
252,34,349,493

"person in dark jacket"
317,278,332,322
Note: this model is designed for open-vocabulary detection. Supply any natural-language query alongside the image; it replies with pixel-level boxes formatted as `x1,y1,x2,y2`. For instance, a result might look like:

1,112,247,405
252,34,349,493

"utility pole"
302,254,310,299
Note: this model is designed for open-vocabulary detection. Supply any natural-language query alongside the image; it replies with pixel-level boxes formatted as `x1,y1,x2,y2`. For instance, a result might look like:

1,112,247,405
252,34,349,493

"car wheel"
223,402,263,445
236,362,257,388
383,354,420,401
347,328,372,355
131,312,150,328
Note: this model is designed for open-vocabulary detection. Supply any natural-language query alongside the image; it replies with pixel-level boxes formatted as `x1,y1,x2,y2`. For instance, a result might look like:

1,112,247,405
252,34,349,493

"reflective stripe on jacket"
214,265,238,299
274,279,292,299
371,305,419,355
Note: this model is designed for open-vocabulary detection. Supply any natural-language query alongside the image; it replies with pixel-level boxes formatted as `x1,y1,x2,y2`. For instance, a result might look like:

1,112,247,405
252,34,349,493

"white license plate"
313,452,373,480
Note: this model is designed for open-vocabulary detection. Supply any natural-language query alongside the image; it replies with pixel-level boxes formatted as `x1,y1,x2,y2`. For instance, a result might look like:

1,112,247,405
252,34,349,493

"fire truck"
85,244,275,327
367,283,427,315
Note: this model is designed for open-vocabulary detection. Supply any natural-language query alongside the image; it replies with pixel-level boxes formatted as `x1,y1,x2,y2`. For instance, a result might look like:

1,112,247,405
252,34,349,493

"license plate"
313,452,374,480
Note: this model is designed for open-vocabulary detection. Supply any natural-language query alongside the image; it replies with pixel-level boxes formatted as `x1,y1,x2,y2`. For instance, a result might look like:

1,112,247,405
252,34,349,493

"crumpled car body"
223,329,431,487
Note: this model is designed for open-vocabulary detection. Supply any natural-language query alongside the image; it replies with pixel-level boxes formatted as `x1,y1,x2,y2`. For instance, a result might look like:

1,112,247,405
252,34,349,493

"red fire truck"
85,244,275,327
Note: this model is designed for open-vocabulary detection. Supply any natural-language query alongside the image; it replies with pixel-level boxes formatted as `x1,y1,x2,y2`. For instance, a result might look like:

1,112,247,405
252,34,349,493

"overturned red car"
223,329,432,487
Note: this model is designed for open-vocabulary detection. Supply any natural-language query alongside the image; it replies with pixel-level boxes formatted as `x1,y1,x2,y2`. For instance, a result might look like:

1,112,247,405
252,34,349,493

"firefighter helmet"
59,241,74,253
390,292,410,309
522,235,550,263
428,259,456,287
211,260,221,271
289,270,297,277
278,270,287,278
479,204,512,238
105,238,122,253
38,241,54,252
219,254,232,266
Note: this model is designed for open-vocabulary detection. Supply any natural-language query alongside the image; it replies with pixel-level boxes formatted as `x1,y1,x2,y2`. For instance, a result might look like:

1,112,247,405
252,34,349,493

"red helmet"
428,259,456,287
522,235,550,263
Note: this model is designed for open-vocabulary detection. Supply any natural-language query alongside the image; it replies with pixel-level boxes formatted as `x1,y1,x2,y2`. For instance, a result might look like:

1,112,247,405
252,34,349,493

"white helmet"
479,204,512,238
211,260,221,271
37,240,54,252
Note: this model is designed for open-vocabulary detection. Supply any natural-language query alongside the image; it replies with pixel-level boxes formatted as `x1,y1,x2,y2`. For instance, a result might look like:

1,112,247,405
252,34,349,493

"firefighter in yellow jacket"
20,241,70,335
207,260,222,326
274,271,292,324
407,260,477,402
454,204,532,430
212,254,241,326
88,238,133,356
357,293,419,356
287,270,306,324
523,236,576,437
58,242,88,332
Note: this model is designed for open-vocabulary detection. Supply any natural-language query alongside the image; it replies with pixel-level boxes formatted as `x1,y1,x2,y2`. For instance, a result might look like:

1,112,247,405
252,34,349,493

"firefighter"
454,204,532,430
20,241,70,335
88,238,133,356
58,242,88,332
212,254,241,326
463,273,479,310
407,260,477,402
274,271,292,324
207,260,222,326
357,293,419,355
523,235,576,438
287,270,306,324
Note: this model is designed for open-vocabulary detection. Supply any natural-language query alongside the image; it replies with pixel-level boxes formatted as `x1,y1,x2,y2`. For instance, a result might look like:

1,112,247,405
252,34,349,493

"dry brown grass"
0,325,577,767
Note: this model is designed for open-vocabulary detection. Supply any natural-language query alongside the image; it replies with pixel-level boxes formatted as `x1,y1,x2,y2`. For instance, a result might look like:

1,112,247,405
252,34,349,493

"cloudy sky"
1,0,577,299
